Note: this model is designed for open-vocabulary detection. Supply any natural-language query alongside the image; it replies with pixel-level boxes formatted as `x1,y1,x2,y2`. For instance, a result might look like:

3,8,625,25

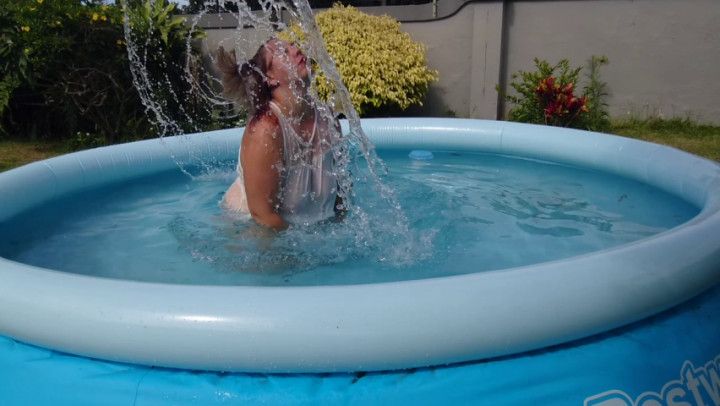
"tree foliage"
0,0,220,145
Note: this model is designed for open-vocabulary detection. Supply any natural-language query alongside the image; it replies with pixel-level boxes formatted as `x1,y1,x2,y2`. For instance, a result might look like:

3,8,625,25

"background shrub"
503,56,610,132
0,0,225,146
0,0,144,143
284,4,438,116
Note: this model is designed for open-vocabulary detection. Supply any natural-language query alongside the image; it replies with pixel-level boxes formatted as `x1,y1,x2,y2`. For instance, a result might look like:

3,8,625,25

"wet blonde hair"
215,44,272,115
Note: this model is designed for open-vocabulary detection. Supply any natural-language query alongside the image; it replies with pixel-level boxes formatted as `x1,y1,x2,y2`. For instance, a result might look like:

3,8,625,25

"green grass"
0,139,69,172
610,118,720,161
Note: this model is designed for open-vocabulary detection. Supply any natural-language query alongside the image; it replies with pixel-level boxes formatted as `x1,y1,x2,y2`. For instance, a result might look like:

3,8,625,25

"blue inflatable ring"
0,118,719,373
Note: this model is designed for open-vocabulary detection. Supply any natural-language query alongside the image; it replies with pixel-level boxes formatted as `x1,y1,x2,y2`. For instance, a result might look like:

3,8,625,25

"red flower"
544,101,558,119
536,75,588,124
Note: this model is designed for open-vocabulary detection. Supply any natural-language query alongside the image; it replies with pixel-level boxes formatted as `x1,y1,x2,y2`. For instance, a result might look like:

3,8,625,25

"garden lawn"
0,140,68,172
611,118,720,162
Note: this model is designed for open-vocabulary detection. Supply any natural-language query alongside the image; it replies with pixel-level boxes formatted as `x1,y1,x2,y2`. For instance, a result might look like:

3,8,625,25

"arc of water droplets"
123,0,419,265
285,0,412,251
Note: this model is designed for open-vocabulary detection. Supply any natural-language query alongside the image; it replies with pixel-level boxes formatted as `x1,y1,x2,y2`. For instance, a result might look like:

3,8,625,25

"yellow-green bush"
285,4,437,116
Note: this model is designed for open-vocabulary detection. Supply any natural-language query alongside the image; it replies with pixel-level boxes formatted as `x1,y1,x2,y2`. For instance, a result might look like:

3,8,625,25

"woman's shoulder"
243,109,281,142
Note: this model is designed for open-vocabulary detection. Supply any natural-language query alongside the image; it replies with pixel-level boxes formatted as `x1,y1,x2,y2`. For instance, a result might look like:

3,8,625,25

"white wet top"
222,101,339,225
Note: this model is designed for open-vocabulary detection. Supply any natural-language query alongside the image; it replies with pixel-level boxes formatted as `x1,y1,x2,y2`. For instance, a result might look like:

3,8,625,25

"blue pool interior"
0,150,699,286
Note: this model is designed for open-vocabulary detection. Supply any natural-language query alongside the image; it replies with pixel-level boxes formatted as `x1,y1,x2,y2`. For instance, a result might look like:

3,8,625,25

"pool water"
0,150,698,286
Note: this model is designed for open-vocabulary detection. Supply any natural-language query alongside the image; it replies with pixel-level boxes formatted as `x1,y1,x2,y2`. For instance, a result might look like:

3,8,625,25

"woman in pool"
215,39,344,231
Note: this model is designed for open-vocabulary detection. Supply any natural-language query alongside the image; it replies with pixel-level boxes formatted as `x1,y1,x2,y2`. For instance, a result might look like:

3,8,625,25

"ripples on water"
0,151,698,286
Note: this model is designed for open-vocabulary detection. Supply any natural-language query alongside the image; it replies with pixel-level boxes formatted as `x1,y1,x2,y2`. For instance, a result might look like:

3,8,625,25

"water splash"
121,0,426,267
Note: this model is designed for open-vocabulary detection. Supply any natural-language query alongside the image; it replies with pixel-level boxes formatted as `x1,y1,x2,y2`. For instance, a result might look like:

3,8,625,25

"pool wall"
1,284,718,405
0,118,719,373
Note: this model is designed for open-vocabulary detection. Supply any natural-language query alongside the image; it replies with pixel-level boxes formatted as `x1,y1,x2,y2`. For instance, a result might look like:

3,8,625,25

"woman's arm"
240,115,288,231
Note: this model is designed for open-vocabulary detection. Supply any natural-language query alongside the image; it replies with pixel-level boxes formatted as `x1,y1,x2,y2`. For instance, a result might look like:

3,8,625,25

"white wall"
504,0,720,123
402,2,503,118
194,0,720,123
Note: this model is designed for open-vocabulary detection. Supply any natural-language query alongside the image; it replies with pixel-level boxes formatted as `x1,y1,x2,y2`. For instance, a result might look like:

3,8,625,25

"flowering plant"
534,77,587,125
502,57,609,131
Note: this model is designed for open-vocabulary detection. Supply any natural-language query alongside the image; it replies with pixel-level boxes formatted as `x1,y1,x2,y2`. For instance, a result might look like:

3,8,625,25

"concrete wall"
193,0,720,123
401,3,503,118
504,0,720,123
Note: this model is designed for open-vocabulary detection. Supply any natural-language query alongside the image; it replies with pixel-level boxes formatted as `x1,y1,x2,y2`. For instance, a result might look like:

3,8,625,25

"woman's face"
264,39,309,91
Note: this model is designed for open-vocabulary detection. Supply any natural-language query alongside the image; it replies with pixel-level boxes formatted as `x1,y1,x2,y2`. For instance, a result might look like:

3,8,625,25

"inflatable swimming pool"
1,119,719,404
